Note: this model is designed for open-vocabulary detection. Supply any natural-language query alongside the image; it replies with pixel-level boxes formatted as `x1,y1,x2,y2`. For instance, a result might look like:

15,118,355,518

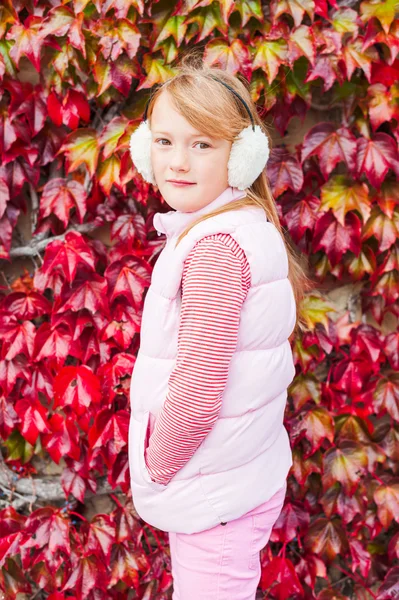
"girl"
128,53,308,600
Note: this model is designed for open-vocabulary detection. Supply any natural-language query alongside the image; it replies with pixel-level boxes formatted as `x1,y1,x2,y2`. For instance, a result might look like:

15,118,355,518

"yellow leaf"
360,0,399,34
59,128,100,177
272,0,315,27
320,175,371,226
98,155,121,195
299,294,336,331
374,483,399,527
137,55,177,91
253,39,288,84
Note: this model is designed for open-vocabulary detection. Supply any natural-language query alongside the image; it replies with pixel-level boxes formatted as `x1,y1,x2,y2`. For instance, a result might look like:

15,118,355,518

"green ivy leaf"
253,38,289,84
360,0,399,34
4,430,34,463
58,128,100,177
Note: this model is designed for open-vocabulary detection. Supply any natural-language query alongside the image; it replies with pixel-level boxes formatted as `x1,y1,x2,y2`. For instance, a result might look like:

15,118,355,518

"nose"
169,145,190,173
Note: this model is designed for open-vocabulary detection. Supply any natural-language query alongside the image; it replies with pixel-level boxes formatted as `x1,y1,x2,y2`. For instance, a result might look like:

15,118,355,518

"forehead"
150,91,204,136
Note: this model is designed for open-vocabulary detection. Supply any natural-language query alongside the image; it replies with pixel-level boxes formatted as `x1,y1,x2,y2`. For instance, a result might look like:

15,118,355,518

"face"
150,90,232,212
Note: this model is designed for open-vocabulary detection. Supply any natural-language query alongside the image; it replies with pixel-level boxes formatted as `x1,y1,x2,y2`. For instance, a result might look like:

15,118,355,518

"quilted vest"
128,186,296,534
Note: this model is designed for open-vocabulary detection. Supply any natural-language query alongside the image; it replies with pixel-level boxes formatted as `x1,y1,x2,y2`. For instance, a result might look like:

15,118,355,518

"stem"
0,270,12,291
145,523,166,553
9,221,99,258
336,565,377,599
372,473,385,486
141,527,153,554
29,183,39,235
110,493,123,509
69,510,88,523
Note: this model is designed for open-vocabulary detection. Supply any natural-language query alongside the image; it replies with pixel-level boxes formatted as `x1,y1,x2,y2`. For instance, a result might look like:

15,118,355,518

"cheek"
151,147,167,169
201,150,229,174
201,151,230,183
150,147,159,170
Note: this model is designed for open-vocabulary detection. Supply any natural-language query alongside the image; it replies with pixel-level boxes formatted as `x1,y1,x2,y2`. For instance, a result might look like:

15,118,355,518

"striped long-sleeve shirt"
144,233,251,485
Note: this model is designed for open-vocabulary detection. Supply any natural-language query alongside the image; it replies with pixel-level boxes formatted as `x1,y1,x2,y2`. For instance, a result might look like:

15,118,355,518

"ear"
129,120,156,185
227,125,270,190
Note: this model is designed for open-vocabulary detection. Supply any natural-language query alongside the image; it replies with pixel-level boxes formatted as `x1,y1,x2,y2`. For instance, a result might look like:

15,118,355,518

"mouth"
167,180,196,187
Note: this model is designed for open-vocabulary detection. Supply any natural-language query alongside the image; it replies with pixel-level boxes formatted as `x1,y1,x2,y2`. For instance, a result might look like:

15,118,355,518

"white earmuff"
227,124,270,190
129,120,156,185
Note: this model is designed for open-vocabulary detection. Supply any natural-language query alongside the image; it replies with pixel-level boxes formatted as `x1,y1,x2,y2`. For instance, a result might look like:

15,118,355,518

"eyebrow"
152,131,213,139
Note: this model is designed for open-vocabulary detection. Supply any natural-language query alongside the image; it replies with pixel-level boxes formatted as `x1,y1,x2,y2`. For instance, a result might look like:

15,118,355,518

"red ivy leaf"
290,406,335,456
373,373,399,421
111,498,142,545
85,515,115,562
322,442,368,495
39,178,87,227
23,507,71,554
0,395,19,439
0,178,9,220
0,291,51,319
362,206,399,252
260,556,304,597
0,355,31,395
110,212,147,246
304,517,348,561
356,133,399,188
62,554,108,600
284,195,320,243
105,255,152,307
88,409,129,465
0,317,36,361
108,451,130,491
377,566,399,600
53,365,102,416
267,147,304,197
301,124,357,178
6,16,44,72
313,211,362,266
14,399,51,445
349,539,372,578
109,543,148,588
34,324,72,368
47,90,90,130
41,414,81,464
56,275,109,315
384,331,399,371
97,352,136,404
269,502,310,544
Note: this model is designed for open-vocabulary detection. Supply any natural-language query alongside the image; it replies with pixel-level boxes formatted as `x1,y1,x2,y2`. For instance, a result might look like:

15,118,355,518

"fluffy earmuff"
227,125,270,190
129,119,270,191
129,120,156,185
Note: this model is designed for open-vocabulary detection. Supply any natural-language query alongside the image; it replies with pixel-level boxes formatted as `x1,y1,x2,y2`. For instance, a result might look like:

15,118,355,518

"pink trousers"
168,481,287,600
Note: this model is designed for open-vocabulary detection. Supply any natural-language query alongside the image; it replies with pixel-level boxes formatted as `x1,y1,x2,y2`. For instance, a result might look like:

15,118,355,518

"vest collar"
153,186,247,238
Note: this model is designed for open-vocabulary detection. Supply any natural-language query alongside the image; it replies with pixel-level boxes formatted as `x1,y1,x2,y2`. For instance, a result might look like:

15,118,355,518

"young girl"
128,54,308,599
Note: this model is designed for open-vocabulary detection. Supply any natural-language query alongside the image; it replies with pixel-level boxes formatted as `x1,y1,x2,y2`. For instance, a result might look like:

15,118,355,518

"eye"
194,142,211,149
155,138,170,145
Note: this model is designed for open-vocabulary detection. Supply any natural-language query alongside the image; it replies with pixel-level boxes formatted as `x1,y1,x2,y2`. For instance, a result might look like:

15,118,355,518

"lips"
167,180,196,186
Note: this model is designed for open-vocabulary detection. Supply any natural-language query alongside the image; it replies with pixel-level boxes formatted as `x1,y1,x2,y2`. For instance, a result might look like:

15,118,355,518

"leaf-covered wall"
0,0,399,598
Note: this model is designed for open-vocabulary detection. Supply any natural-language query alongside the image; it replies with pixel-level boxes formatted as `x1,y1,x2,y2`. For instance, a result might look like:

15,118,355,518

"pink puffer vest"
128,186,296,534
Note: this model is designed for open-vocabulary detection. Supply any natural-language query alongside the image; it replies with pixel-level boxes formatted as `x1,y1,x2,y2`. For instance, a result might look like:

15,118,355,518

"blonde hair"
145,50,312,336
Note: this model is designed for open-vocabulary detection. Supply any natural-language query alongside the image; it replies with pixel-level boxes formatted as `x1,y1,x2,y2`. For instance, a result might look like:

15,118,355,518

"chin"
162,192,198,212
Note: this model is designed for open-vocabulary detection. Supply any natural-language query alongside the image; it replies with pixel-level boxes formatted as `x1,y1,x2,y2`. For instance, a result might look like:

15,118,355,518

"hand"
149,411,156,437
144,412,156,450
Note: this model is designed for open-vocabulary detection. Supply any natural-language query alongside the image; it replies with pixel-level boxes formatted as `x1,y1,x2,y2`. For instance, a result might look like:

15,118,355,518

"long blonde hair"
145,51,312,335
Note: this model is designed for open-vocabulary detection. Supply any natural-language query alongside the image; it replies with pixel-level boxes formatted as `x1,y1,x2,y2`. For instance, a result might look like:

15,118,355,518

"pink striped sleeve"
144,233,251,485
